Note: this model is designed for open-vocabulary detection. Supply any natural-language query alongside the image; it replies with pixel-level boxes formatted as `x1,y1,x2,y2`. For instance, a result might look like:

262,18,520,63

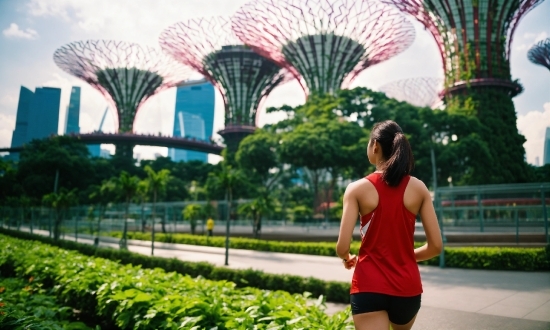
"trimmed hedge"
109,231,550,271
109,231,364,256
0,228,351,304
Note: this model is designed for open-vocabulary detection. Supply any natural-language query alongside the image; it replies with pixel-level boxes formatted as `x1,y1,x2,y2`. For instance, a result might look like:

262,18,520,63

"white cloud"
534,31,548,43
517,103,550,166
0,94,17,108
2,23,38,40
26,0,249,44
0,113,15,148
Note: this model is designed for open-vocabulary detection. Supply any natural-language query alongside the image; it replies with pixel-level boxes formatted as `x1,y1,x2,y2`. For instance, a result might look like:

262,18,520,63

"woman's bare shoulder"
346,177,375,194
409,176,430,194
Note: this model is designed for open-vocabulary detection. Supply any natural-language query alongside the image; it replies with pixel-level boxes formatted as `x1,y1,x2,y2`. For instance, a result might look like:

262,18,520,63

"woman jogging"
336,120,443,330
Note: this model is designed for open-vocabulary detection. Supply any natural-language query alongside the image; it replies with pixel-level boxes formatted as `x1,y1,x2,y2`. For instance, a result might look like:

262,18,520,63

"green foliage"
182,204,201,235
418,246,550,271
42,188,78,240
16,136,94,202
445,88,529,184
0,277,95,329
0,233,354,329
236,129,279,179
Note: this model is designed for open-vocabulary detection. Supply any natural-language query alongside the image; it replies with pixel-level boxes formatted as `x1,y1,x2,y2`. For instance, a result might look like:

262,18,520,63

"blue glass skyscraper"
65,86,81,134
26,87,61,142
10,86,34,148
169,80,215,162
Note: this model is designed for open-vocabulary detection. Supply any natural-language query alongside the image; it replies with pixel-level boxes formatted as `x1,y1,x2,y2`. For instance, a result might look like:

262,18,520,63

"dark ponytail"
370,120,414,187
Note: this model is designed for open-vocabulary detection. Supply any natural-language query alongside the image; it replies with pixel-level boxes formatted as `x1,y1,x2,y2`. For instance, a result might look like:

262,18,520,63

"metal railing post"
515,207,519,244
477,189,484,232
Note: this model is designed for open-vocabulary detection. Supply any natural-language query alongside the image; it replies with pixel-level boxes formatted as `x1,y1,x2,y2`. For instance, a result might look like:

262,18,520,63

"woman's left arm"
336,183,359,264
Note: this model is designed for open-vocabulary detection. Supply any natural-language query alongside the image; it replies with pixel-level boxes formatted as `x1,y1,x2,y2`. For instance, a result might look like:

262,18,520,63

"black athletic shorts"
350,292,421,325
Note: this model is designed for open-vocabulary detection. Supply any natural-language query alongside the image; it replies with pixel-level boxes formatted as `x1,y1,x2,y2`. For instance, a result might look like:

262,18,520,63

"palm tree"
115,171,140,250
144,165,171,255
182,204,201,235
42,188,78,240
238,195,274,239
135,180,150,233
89,179,117,247
210,162,245,265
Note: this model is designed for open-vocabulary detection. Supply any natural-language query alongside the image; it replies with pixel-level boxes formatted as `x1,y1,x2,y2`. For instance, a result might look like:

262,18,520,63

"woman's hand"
342,254,357,270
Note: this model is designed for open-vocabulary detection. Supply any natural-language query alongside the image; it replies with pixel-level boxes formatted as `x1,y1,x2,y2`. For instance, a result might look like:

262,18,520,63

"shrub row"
109,231,550,271
0,276,95,329
0,228,352,304
111,231,362,256
0,234,354,330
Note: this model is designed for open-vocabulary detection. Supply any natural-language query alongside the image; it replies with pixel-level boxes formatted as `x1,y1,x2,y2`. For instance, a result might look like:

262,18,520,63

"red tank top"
350,172,422,296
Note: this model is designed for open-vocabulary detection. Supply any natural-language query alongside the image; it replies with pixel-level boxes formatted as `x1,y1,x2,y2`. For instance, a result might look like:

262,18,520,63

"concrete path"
14,230,550,329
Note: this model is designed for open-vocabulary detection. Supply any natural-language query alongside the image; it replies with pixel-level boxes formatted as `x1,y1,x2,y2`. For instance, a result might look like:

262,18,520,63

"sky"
0,0,549,165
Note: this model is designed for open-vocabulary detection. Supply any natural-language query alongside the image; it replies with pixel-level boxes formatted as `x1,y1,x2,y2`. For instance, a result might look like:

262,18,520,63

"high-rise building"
544,127,550,165
65,86,81,134
26,87,61,142
10,86,34,148
87,107,110,158
169,80,215,162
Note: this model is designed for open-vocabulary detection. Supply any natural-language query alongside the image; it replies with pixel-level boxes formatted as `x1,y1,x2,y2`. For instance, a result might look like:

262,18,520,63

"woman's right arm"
414,183,443,261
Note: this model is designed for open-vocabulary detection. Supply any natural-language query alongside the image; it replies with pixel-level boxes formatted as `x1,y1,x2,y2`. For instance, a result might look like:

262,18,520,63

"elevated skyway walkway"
0,132,224,155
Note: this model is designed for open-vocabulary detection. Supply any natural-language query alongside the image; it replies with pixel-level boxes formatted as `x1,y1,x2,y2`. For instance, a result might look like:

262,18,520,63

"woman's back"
351,173,428,217
336,120,442,330
349,173,423,296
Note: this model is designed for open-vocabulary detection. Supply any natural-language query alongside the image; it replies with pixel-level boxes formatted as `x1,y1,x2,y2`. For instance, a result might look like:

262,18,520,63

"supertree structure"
159,16,291,152
231,0,415,96
379,77,443,108
381,0,544,183
528,38,550,71
53,40,192,159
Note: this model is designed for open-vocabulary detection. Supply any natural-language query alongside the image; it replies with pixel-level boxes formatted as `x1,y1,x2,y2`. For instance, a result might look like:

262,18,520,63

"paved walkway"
16,230,550,329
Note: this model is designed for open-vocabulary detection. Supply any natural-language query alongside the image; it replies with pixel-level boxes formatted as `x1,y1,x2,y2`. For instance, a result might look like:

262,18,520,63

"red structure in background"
53,40,192,158
528,38,550,71
231,0,415,96
379,77,443,108
378,0,543,94
53,40,192,134
159,16,292,151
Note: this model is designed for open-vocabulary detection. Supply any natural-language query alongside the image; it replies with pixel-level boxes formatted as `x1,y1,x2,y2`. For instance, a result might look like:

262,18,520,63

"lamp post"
430,139,446,268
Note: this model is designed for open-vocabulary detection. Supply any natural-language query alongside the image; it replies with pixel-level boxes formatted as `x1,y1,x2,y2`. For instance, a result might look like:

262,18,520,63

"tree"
114,171,140,249
238,195,274,238
182,204,201,235
42,188,78,240
88,179,118,246
135,179,150,233
16,136,94,201
208,158,246,265
144,165,171,255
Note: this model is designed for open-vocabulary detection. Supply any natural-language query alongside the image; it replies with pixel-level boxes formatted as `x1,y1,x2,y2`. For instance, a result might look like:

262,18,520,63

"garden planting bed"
0,234,354,329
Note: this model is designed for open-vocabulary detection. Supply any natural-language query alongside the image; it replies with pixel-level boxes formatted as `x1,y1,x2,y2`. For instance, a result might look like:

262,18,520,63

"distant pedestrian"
206,217,214,237
336,120,443,330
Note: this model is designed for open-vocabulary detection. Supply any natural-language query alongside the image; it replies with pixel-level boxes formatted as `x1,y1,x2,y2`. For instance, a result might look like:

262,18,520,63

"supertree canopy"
379,77,443,108
528,38,550,71
381,0,544,184
231,0,415,96
159,16,291,152
54,40,192,158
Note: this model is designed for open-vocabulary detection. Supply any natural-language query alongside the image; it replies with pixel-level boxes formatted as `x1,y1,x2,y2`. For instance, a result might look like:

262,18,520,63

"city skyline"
169,80,215,162
0,0,549,164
